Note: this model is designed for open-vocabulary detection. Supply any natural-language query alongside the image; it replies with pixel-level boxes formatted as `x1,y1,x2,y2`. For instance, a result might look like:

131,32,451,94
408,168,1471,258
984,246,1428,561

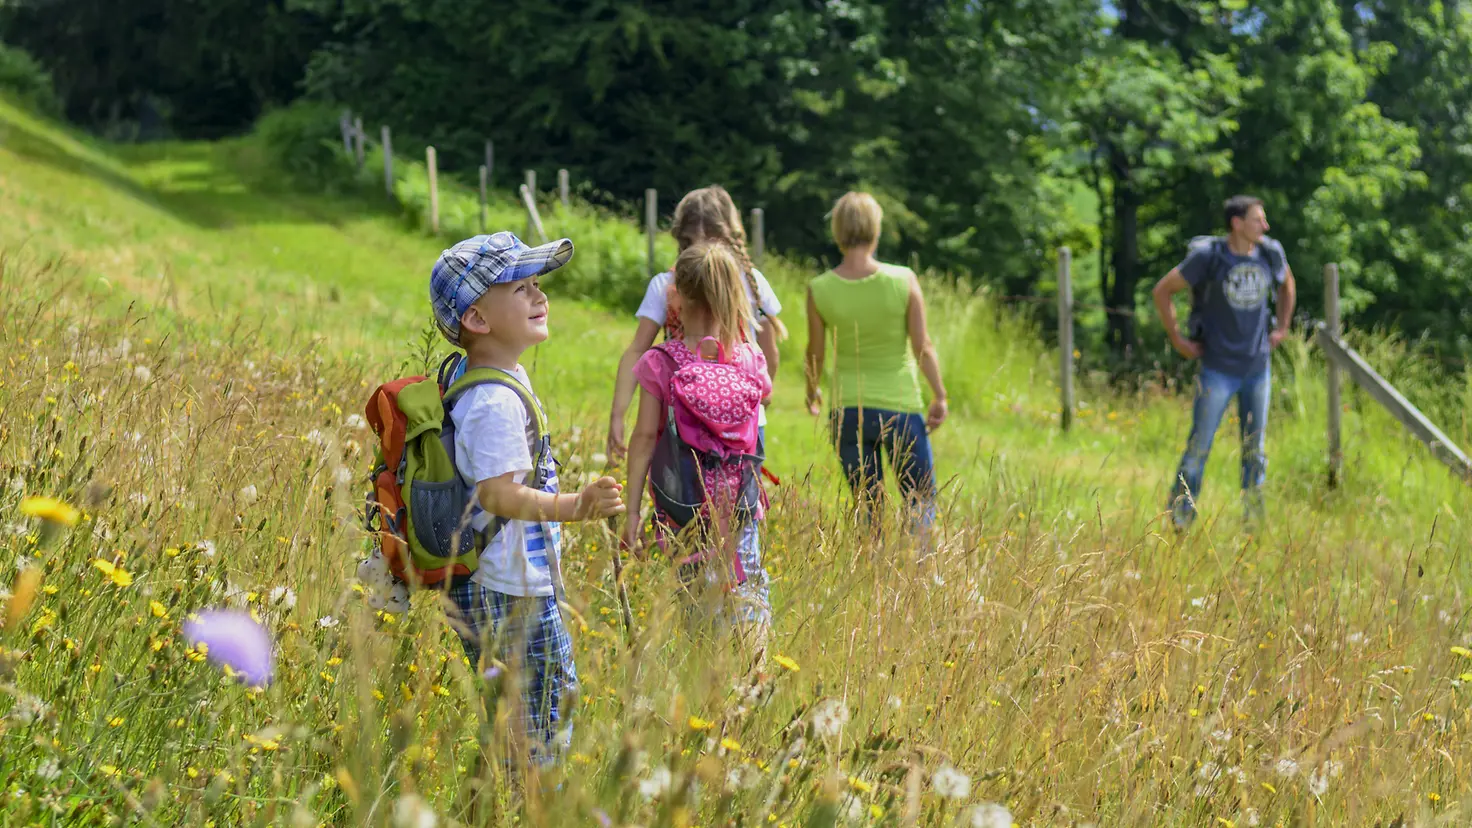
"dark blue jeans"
1168,364,1271,528
831,407,937,534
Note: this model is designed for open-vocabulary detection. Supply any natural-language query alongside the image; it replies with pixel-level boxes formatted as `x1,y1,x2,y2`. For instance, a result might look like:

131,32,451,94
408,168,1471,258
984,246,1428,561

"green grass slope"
3,94,1472,825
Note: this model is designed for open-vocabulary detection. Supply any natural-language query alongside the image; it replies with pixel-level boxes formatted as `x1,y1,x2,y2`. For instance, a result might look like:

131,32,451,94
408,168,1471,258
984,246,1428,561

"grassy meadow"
3,93,1472,826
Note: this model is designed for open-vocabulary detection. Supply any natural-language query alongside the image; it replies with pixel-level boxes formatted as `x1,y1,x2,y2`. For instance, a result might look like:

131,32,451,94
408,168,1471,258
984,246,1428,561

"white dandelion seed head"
1193,783,1212,797
1275,758,1300,778
304,429,326,446
1197,761,1222,781
838,793,865,823
810,699,851,738
34,757,60,782
8,475,24,492
1307,767,1329,796
344,414,366,430
931,763,971,800
317,615,340,628
637,767,672,801
197,540,217,558
1190,596,1208,608
887,695,903,710
1245,807,1261,826
133,365,152,382
334,465,354,486
238,485,258,504
9,694,50,725
1209,729,1232,743
963,803,1013,828
632,695,655,715
1231,766,1248,785
1320,759,1344,778
1347,631,1366,646
726,763,762,791
390,794,437,828
1439,610,1454,624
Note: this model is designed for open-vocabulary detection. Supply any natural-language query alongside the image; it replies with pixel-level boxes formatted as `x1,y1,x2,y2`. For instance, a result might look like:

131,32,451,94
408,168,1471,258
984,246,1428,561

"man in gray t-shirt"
1151,195,1297,530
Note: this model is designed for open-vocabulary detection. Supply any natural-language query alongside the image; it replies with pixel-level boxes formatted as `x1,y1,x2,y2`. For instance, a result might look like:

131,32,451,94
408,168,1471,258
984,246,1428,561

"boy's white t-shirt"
635,267,782,427
449,365,561,598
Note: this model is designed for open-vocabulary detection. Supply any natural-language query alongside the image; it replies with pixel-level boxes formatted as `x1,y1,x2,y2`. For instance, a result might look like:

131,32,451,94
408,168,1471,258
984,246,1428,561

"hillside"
3,94,1472,825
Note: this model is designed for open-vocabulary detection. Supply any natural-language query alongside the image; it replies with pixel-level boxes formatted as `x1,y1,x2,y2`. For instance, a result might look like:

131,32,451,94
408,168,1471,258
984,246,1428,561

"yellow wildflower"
150,601,168,619
41,584,58,596
20,496,79,526
91,559,133,587
109,717,125,728
720,738,744,754
1451,646,1472,659
848,776,873,793
688,716,714,732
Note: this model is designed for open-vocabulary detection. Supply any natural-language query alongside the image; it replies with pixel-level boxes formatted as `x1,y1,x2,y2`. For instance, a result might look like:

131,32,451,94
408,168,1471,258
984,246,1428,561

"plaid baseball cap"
429,231,574,346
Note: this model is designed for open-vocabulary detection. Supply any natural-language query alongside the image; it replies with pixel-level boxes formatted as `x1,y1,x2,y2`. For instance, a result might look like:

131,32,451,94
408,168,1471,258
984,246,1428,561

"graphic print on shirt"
1223,261,1270,310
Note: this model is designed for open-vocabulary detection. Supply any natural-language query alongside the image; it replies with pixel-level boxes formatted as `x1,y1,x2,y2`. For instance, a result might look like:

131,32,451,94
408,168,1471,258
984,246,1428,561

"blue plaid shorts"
446,580,579,766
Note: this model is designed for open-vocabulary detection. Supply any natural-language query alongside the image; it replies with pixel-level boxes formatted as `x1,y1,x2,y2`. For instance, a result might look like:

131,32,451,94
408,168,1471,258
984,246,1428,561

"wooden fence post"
339,111,353,154
645,189,658,276
353,116,365,170
1325,262,1342,488
558,168,570,209
381,126,393,197
478,165,489,235
1058,246,1075,432
427,146,439,235
524,170,536,239
485,141,494,186
519,184,548,244
751,208,765,265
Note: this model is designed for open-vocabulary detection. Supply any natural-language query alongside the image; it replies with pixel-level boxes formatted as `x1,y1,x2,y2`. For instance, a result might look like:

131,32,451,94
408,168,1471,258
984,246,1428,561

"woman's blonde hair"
670,185,787,341
830,191,883,250
674,242,755,350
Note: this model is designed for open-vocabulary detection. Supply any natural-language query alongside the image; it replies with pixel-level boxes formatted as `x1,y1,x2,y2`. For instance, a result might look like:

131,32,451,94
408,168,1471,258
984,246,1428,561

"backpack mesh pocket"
408,479,478,559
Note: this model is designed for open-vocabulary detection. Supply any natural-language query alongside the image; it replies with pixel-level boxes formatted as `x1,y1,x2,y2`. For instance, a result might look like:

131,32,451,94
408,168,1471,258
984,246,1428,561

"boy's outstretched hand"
574,476,625,520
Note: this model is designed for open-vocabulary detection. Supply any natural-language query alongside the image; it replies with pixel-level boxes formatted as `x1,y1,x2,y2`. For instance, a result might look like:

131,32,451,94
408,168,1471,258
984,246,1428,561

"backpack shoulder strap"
445,367,550,486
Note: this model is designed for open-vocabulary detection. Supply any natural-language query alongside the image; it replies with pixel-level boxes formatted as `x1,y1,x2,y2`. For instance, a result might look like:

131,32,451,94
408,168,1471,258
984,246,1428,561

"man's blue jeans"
1168,364,1271,528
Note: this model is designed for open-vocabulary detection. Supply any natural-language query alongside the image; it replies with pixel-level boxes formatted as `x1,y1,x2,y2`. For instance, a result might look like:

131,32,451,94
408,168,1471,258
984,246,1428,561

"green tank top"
809,262,925,414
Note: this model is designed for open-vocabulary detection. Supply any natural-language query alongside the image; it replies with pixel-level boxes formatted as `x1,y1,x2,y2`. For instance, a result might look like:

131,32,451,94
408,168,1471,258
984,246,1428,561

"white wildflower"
1197,761,1221,781
637,767,672,801
810,699,850,738
317,615,340,629
114,338,132,358
14,555,32,573
197,540,217,558
931,763,971,799
1190,596,1207,608
1245,808,1261,826
1346,631,1366,646
334,465,354,486
268,586,297,610
591,452,608,467
887,695,903,710
134,365,152,382
239,485,258,504
304,429,326,446
963,803,1013,828
344,414,366,430
1209,729,1232,743
632,695,655,715
8,475,23,492
1275,758,1300,777
1439,610,1454,624
1230,766,1248,784
34,758,60,782
3,521,29,537
838,793,865,823
390,794,437,828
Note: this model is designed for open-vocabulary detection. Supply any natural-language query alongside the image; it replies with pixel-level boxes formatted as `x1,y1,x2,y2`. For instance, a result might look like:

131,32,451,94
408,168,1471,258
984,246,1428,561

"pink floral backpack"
647,337,768,570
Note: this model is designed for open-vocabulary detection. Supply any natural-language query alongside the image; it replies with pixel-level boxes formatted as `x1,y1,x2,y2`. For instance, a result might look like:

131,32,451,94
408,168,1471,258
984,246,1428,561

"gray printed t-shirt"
1179,236,1288,378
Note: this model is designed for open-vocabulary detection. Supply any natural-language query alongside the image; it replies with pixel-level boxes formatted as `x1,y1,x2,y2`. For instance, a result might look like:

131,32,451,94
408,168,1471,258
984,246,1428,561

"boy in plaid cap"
429,231,624,770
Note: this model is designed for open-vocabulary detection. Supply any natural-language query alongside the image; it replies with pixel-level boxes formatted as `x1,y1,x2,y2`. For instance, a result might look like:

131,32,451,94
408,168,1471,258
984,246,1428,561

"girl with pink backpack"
621,242,774,649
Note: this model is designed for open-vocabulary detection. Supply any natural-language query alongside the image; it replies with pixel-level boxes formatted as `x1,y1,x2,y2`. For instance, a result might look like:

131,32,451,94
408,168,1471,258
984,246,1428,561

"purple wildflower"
182,609,274,687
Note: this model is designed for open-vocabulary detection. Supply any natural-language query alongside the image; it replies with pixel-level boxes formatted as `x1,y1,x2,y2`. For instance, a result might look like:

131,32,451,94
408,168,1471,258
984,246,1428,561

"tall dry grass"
2,249,1472,828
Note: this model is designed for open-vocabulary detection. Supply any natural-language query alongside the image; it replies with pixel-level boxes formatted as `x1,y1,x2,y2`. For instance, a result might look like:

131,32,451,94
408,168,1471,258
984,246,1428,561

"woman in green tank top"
804,191,949,538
